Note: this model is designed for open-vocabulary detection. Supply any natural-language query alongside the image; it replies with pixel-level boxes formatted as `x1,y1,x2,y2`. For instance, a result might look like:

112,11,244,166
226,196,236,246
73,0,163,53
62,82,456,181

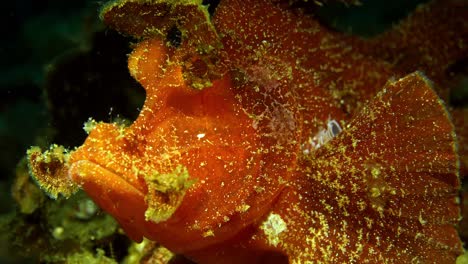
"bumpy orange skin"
67,40,462,263
68,38,307,257
60,0,465,263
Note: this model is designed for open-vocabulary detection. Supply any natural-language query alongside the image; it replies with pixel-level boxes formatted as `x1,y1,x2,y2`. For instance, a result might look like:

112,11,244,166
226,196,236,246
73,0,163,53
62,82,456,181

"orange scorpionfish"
27,0,468,263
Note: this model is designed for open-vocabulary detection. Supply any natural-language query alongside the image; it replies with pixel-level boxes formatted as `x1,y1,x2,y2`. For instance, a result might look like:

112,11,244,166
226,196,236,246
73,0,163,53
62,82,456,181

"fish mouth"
68,159,148,241
69,159,145,194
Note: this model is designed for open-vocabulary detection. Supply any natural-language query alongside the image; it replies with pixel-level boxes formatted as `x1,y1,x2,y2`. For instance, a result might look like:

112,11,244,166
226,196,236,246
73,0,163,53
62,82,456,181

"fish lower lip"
68,160,140,192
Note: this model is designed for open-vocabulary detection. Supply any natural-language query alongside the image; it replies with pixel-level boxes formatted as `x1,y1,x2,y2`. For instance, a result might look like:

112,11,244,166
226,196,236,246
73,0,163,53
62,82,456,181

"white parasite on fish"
302,119,342,155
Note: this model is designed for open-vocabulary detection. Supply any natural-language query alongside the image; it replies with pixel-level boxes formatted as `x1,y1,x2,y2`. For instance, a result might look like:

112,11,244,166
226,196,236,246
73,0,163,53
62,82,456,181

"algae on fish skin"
144,164,196,223
27,144,78,199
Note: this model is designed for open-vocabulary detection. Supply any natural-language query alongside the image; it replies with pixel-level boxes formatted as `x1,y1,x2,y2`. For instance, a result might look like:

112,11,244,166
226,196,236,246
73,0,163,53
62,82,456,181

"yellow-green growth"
27,144,78,199
144,164,195,223
457,251,468,264
123,238,175,263
260,212,287,247
83,117,98,134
